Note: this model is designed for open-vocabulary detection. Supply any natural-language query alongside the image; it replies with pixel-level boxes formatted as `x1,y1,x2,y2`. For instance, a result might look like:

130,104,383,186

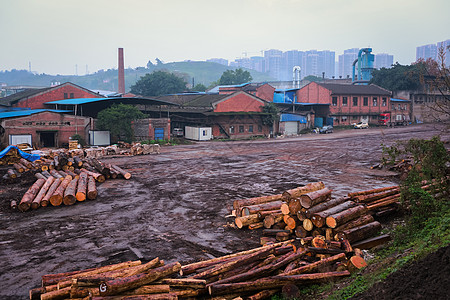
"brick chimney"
118,48,125,94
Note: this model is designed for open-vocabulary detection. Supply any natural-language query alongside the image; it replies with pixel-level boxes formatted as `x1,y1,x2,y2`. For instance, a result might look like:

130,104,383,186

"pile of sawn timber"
232,182,404,248
9,153,131,212
30,239,368,300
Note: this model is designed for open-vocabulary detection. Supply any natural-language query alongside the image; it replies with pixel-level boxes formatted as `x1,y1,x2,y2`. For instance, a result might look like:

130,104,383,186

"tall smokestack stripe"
118,48,125,94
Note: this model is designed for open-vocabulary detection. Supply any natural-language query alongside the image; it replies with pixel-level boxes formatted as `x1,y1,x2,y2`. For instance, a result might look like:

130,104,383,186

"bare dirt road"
0,124,447,299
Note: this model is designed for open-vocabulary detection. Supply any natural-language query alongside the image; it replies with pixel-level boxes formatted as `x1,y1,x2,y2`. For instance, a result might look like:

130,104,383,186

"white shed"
184,126,212,141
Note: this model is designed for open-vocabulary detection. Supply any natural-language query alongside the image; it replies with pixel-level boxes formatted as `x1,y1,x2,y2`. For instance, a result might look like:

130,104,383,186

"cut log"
310,201,357,228
347,256,367,272
282,181,325,201
284,215,298,230
348,185,398,198
18,178,46,212
58,170,70,178
233,194,283,211
276,231,291,242
258,209,282,219
247,289,278,300
35,173,47,180
335,221,382,243
63,177,78,205
352,234,391,250
40,286,70,300
296,208,308,221
49,175,72,206
31,176,55,210
341,239,353,253
281,253,347,275
87,176,98,200
73,156,83,167
248,222,264,230
99,262,181,296
209,271,349,295
326,205,368,228
262,229,291,236
41,170,52,178
280,202,289,215
160,278,206,289
299,188,332,208
354,188,400,203
294,226,308,238
65,170,79,179
7,169,17,179
41,179,62,207
235,214,260,229
366,195,400,210
302,219,314,231
76,172,88,201
49,169,64,180
287,198,302,215
263,214,283,229
89,158,111,176
311,236,327,249
81,169,106,183
304,196,350,218
111,165,132,180
334,214,375,233
241,201,283,216
13,163,25,173
20,158,33,169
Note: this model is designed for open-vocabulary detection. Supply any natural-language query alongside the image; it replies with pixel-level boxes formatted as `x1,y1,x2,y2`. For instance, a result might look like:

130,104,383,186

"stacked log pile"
232,182,389,251
29,239,367,300
9,154,132,212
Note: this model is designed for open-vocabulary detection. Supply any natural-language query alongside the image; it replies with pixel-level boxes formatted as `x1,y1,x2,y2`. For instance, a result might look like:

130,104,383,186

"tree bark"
49,175,72,206
294,226,308,238
160,278,206,289
41,179,62,207
7,169,17,179
40,286,70,300
354,189,400,203
366,195,400,210
241,201,283,216
334,214,375,233
99,262,181,296
299,188,332,209
111,165,132,180
351,234,391,250
348,185,398,198
73,156,83,167
263,214,283,229
280,253,346,275
347,256,367,272
258,209,282,219
81,169,106,183
18,178,46,212
31,176,55,210
248,222,264,230
63,177,78,205
287,198,302,215
326,205,368,228
13,163,25,173
49,169,64,180
311,201,356,228
305,196,350,218
87,176,98,200
235,214,261,229
76,172,88,201
335,221,382,243
282,182,325,201
35,173,47,180
233,194,283,211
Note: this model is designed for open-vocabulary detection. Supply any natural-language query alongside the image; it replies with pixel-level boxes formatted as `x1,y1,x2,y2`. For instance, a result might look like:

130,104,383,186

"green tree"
370,63,422,91
192,83,207,92
261,102,279,126
97,103,146,143
303,75,323,82
130,71,187,96
218,68,253,85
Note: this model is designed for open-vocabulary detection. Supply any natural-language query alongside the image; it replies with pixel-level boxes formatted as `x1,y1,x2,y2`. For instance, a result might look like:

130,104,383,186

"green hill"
0,62,275,93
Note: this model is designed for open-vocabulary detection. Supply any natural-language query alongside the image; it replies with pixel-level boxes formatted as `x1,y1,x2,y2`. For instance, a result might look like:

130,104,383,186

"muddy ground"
0,124,448,299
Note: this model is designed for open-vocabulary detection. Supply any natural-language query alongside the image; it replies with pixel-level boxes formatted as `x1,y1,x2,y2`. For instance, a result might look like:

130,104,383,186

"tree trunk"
294,226,308,238
235,214,260,229
80,169,106,183
7,169,17,179
282,182,325,201
13,163,25,173
354,189,400,203
299,188,332,209
49,169,64,180
281,253,346,275
311,237,327,249
366,195,400,210
348,185,398,198
347,256,367,272
76,172,88,201
326,205,368,228
241,201,284,216
305,196,350,218
334,214,374,233
160,278,206,289
35,173,47,180
258,209,282,219
284,215,298,230
233,194,283,211
302,219,314,231
40,286,70,300
73,156,83,167
41,179,62,207
263,214,283,229
18,178,46,212
247,289,278,300
280,203,290,215
63,177,78,206
352,234,391,250
99,262,182,296
248,222,264,230
287,198,302,215
111,165,132,180
49,175,72,206
89,158,111,176
311,201,356,228
87,176,98,200
335,221,382,243
31,176,55,210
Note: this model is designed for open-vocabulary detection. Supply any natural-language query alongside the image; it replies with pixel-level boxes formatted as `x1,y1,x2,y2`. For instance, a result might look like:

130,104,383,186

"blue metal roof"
45,96,177,106
0,109,71,119
280,114,307,123
45,97,114,105
391,98,410,102
275,88,300,92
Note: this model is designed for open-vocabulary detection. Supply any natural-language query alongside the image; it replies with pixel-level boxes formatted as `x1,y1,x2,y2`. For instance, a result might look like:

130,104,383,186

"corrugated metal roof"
317,83,391,95
45,97,177,106
280,114,307,123
0,109,71,119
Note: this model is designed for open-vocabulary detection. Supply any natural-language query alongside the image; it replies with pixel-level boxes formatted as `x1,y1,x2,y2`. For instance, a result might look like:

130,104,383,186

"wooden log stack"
29,240,362,300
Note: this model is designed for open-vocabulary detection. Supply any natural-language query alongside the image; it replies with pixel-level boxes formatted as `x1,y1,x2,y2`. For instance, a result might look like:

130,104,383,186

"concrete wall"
134,118,170,141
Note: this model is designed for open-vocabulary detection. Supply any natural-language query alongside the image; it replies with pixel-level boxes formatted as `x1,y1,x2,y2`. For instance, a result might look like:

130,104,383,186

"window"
392,104,396,110
363,97,368,106
352,115,358,120
249,125,253,133
239,125,244,133
341,116,348,122
64,93,68,99
202,130,207,136
229,126,235,134
373,97,378,106
382,97,387,106
404,104,407,110
258,125,262,132
372,115,378,120
70,93,74,98
352,97,358,106
398,104,401,110
332,97,337,106
342,97,348,106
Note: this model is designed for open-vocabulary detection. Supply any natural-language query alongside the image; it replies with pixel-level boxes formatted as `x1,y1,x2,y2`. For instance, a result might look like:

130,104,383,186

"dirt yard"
0,124,448,299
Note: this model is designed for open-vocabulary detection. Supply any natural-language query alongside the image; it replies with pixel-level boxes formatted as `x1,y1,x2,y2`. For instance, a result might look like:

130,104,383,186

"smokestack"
118,48,125,94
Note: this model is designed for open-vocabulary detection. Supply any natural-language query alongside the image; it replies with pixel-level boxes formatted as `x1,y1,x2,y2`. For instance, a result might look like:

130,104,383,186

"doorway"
39,131,56,147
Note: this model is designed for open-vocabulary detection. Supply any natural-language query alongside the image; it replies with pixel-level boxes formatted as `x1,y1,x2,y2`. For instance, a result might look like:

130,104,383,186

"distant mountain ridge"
0,61,275,93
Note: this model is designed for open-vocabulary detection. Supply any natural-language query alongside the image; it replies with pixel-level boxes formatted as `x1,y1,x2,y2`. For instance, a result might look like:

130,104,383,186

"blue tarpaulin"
0,145,40,162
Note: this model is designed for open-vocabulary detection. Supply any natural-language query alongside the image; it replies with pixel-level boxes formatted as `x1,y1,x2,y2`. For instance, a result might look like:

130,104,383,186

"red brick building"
297,82,392,125
218,83,275,102
0,82,101,109
169,91,271,139
0,110,92,148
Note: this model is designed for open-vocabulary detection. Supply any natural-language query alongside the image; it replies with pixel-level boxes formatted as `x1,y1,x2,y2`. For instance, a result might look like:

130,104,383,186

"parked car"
172,128,184,137
319,125,333,134
353,122,369,129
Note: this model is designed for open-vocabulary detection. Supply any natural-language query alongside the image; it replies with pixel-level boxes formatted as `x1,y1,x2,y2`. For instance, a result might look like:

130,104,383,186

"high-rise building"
338,48,359,79
436,39,450,66
264,49,283,80
374,53,394,69
416,43,437,61
319,50,335,79
282,50,304,81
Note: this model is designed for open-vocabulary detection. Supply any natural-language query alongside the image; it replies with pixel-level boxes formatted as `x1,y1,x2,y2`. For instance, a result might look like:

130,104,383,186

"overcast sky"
1,0,449,75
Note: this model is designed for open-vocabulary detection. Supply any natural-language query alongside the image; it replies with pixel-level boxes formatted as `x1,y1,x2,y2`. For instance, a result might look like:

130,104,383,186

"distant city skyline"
1,0,449,76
